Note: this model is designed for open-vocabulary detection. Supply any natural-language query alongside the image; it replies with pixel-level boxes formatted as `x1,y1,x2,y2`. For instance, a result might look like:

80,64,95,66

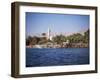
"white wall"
0,0,100,80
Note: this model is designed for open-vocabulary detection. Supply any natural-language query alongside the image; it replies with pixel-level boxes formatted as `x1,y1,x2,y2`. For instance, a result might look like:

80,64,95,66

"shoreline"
26,43,89,48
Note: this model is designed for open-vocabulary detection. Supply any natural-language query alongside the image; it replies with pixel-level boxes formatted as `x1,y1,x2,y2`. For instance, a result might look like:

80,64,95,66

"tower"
47,27,52,40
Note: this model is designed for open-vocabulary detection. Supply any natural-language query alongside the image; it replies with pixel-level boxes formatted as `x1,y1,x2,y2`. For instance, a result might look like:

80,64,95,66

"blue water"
26,48,89,67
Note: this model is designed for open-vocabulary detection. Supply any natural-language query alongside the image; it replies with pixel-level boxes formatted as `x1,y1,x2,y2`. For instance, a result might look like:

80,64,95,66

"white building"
47,27,52,40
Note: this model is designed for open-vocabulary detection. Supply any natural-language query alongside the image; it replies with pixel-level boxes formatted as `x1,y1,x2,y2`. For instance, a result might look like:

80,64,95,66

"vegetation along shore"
26,29,89,48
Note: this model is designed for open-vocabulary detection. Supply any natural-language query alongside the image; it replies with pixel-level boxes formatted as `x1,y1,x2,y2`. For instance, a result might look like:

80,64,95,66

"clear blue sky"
26,12,89,37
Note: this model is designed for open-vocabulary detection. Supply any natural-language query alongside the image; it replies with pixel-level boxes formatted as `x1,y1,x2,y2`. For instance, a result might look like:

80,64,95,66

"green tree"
83,29,89,43
26,36,33,45
53,35,66,44
66,33,83,43
26,36,40,45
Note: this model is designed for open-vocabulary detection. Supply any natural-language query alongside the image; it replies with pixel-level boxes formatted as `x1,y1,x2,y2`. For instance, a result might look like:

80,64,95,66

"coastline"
26,43,89,48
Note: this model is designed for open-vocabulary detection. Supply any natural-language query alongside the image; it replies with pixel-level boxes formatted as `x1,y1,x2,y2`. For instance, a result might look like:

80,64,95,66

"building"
47,27,52,40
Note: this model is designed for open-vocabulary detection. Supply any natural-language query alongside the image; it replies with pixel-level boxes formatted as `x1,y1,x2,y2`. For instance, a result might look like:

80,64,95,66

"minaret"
47,27,50,40
47,27,52,40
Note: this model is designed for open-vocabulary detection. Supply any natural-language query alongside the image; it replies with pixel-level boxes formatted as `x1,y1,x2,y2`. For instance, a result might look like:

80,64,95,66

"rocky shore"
26,42,89,48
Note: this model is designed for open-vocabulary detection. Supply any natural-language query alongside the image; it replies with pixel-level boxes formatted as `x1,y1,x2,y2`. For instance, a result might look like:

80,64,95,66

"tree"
83,29,89,43
26,36,40,45
66,33,83,43
53,35,66,44
26,36,33,45
38,37,47,44
31,36,38,45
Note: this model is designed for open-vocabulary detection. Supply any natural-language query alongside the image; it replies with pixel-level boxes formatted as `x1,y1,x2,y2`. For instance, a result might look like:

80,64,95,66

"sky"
26,12,89,37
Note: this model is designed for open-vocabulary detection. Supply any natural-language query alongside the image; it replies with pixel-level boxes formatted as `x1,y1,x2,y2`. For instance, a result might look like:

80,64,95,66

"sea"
26,48,89,67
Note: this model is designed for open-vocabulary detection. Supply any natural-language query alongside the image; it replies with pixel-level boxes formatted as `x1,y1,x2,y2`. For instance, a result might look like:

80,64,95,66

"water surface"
26,48,89,67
